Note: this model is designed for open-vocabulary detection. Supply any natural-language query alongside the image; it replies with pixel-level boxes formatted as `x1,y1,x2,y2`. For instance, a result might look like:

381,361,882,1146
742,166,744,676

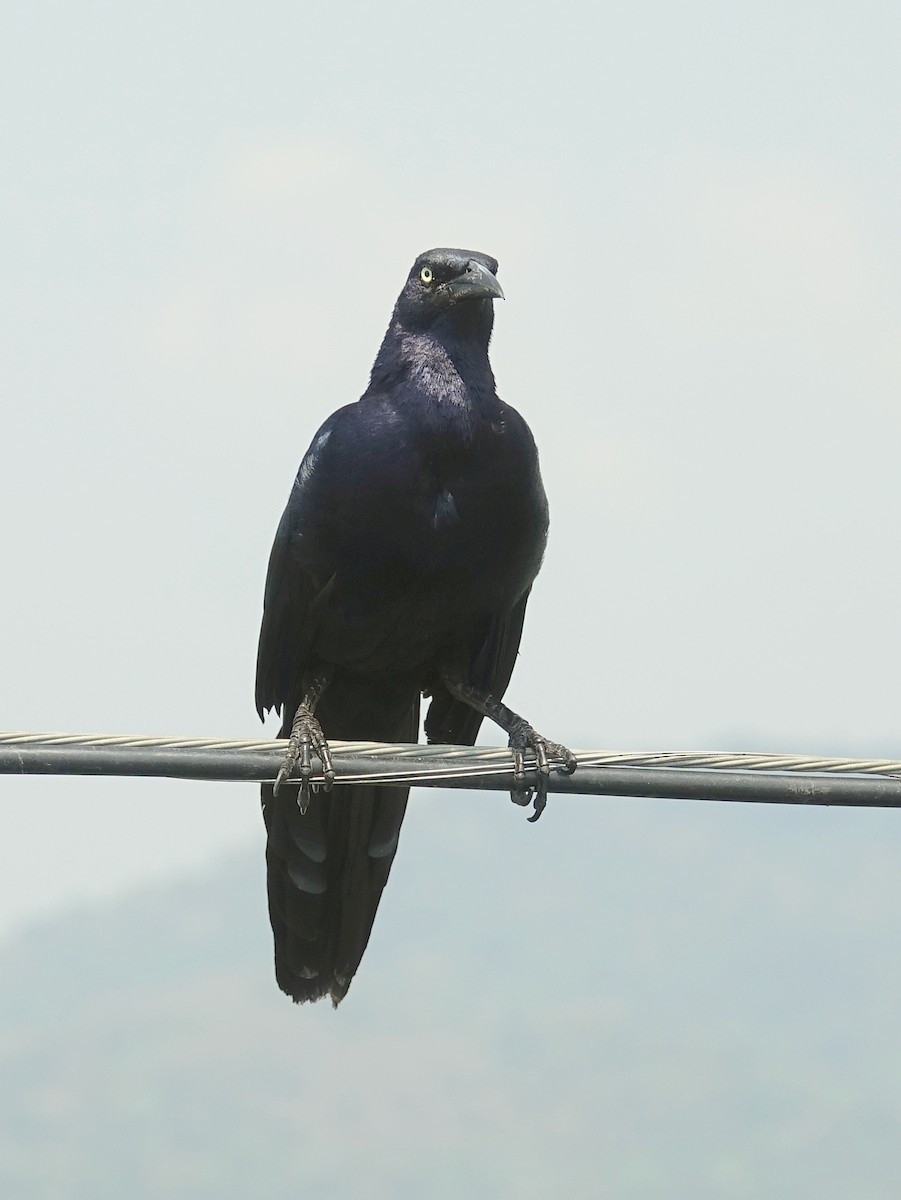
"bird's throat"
398,330,496,419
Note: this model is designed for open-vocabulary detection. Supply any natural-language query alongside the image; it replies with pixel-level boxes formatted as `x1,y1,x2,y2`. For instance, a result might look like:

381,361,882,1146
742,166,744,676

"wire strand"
1,730,901,807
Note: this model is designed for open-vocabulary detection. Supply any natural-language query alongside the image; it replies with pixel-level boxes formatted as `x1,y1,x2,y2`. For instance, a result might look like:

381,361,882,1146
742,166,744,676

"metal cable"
1,730,901,807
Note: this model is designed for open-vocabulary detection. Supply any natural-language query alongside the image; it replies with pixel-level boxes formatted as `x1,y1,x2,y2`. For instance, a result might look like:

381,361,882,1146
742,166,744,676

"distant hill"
3,789,901,1199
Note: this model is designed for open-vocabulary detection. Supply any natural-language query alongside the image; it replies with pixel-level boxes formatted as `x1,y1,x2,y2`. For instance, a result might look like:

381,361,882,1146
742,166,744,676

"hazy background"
2,1,901,1195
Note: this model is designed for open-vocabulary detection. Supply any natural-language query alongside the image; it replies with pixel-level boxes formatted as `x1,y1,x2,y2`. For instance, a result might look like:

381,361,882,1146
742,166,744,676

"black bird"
256,248,574,1005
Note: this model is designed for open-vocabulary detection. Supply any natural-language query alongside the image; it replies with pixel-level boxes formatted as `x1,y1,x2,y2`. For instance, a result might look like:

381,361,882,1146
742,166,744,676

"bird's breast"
431,488,460,530
318,399,547,604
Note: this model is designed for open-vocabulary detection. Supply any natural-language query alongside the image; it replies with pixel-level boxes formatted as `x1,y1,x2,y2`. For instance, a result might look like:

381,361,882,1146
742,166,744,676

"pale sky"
2,0,901,934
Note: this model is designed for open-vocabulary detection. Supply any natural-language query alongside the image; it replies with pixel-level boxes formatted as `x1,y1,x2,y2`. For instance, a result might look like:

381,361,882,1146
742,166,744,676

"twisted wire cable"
1,730,901,807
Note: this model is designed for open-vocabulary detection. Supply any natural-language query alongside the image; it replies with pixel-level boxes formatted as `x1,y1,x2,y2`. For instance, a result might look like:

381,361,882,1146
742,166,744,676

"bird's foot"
274,704,335,813
435,668,576,821
508,721,577,822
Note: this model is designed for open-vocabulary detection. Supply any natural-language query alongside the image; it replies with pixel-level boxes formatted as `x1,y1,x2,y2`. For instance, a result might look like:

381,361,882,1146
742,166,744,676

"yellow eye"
420,266,433,284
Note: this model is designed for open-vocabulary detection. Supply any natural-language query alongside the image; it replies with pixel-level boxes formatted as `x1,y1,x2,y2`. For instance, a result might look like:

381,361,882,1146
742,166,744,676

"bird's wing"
255,419,338,720
256,408,422,1006
424,589,531,748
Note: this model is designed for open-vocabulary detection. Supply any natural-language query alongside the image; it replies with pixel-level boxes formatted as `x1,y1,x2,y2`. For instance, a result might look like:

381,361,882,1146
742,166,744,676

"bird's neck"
370,323,499,429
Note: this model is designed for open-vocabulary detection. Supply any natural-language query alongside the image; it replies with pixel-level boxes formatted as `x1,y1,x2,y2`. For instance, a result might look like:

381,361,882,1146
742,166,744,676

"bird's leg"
439,670,577,822
274,670,335,813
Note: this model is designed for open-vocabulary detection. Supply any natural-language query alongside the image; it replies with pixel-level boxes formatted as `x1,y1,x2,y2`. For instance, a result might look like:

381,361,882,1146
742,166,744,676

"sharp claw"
535,739,549,777
509,744,532,807
529,743,549,823
527,788,547,822
512,746,526,783
318,742,335,789
548,743,577,775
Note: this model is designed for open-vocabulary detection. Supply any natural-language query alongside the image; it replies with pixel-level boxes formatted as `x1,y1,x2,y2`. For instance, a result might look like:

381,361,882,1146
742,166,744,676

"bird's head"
394,248,503,339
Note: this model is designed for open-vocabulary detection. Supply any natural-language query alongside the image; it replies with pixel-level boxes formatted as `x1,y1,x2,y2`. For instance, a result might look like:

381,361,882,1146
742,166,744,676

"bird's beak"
445,259,505,303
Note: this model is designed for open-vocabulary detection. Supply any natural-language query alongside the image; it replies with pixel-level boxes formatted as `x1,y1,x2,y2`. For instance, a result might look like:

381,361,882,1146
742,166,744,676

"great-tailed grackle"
256,248,574,1005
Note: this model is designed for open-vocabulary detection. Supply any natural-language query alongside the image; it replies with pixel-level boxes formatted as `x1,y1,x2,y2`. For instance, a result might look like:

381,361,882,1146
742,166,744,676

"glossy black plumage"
256,249,550,1005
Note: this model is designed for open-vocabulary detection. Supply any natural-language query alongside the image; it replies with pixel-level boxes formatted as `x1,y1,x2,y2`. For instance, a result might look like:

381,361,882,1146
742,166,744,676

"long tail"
262,690,420,1006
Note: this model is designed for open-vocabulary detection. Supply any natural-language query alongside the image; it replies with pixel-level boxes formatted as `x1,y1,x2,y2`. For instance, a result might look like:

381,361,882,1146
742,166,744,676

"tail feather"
262,690,420,1005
